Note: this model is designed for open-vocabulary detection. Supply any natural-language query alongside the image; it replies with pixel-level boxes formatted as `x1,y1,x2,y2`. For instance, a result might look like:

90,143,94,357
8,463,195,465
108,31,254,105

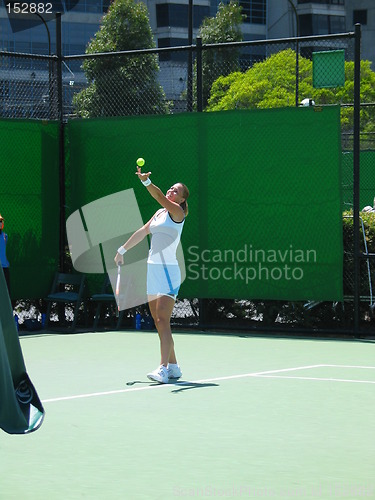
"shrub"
343,210,375,297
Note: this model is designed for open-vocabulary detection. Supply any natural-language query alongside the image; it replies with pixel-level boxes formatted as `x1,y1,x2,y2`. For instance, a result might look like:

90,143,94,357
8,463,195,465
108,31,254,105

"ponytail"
179,183,189,216
180,200,189,216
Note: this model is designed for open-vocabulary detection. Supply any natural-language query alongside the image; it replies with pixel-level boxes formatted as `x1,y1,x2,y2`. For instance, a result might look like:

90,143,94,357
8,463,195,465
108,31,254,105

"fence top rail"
64,30,355,61
342,103,375,108
0,50,57,61
200,30,355,51
64,44,192,61
0,31,355,62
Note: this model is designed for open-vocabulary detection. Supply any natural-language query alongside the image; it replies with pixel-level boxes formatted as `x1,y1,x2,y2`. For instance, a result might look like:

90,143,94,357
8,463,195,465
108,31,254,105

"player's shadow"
170,381,219,394
125,380,219,393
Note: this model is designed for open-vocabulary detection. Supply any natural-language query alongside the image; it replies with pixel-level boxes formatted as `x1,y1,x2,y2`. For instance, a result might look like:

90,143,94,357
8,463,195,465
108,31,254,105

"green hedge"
343,210,375,297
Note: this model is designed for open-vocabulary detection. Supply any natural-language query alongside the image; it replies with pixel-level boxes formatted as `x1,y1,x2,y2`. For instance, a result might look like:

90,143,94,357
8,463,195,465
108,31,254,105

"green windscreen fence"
342,150,375,210
0,108,343,301
67,106,343,302
0,119,60,299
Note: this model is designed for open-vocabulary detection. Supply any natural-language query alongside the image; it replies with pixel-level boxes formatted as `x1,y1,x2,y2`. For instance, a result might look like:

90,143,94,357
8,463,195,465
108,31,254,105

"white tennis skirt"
147,263,181,298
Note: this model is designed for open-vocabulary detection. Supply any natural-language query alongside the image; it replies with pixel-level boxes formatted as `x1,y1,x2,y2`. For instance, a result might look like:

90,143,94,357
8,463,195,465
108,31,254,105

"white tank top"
148,209,185,265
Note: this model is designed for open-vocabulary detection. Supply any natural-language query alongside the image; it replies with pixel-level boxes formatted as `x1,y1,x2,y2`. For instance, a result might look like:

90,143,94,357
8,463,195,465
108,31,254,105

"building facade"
0,0,374,114
345,0,374,65
0,1,111,55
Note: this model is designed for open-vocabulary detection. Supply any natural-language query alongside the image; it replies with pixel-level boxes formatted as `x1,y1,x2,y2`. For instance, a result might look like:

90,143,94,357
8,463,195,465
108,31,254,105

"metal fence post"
195,35,207,327
353,23,361,336
56,12,66,273
287,0,300,106
196,36,203,112
295,40,299,107
187,0,193,112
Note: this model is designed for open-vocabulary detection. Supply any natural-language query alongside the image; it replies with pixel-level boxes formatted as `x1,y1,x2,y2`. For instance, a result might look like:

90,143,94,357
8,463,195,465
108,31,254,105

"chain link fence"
1,29,374,334
0,52,58,119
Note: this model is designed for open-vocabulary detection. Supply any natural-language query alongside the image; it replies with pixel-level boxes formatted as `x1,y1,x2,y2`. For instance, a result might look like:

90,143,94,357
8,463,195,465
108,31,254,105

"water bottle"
14,314,19,332
41,313,46,329
135,313,142,330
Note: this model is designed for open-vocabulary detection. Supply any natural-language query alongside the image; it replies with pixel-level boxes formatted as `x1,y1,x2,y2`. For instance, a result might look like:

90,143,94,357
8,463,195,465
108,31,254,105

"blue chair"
91,276,124,331
45,273,86,331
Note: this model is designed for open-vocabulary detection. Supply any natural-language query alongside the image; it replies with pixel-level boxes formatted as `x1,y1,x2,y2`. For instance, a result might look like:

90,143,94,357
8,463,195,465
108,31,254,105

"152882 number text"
6,3,53,14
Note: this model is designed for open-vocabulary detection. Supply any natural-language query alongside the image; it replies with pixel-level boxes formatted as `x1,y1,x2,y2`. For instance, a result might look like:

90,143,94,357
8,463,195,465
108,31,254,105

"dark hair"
179,183,189,216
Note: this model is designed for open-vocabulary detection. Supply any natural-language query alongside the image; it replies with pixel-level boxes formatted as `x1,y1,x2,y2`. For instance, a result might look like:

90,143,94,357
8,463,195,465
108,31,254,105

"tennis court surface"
2,331,375,500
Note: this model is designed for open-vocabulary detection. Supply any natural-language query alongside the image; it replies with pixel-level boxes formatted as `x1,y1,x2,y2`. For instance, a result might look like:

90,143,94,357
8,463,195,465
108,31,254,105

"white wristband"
141,178,151,186
117,246,126,255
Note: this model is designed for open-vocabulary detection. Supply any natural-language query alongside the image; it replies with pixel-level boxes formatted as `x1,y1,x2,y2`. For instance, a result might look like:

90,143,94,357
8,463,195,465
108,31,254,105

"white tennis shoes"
167,363,182,380
147,363,182,384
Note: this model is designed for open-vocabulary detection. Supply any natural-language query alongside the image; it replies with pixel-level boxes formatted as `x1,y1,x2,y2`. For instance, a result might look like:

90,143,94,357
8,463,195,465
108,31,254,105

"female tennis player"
115,166,189,384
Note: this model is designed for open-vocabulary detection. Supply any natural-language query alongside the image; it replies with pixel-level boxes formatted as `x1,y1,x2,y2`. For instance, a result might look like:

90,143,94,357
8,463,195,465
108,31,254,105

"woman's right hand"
114,253,124,265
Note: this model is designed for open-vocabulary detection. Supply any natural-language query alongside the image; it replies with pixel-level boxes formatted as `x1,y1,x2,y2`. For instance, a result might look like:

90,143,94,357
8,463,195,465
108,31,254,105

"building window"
298,0,344,4
158,38,189,62
240,0,266,25
299,14,345,35
65,1,103,13
329,15,346,33
156,4,210,29
353,10,367,26
31,42,49,55
102,0,112,12
299,14,312,35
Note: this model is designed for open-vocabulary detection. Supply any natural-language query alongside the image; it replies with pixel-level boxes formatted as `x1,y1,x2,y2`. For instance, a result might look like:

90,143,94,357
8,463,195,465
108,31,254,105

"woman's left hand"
135,166,152,182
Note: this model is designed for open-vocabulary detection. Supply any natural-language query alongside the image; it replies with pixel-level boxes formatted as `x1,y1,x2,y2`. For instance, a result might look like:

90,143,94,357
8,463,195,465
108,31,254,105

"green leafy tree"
206,49,375,134
73,0,169,118
196,1,244,108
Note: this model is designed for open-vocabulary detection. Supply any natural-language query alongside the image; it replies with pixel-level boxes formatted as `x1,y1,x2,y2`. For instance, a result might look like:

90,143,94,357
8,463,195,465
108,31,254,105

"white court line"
41,364,375,404
185,364,325,385
257,375,375,384
321,364,375,370
41,365,323,403
255,364,375,385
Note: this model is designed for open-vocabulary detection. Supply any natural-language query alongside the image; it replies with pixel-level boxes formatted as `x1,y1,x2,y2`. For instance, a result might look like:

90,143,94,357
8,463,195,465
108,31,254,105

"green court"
1,330,374,499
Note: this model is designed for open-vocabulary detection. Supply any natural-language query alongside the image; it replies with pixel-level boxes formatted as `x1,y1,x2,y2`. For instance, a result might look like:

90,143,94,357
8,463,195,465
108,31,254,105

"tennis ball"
136,157,145,167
